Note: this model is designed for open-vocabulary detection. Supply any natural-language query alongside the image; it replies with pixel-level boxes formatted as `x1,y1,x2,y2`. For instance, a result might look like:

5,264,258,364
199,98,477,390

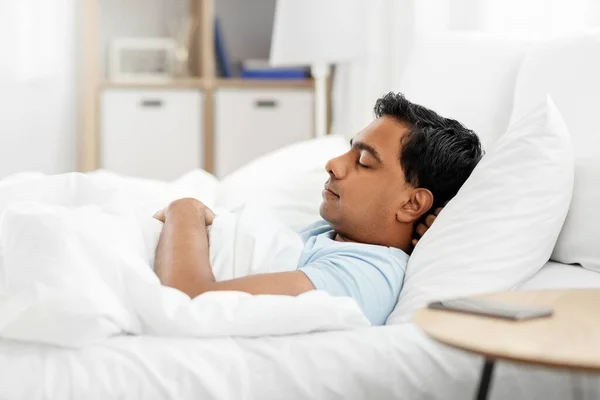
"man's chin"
319,203,336,225
318,203,329,222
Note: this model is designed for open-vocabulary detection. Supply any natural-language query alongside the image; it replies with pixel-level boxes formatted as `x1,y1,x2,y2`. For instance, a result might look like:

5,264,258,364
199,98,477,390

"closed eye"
356,160,369,169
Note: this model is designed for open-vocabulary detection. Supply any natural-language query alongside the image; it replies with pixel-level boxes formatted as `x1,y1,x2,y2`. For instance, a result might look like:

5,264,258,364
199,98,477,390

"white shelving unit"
81,0,320,179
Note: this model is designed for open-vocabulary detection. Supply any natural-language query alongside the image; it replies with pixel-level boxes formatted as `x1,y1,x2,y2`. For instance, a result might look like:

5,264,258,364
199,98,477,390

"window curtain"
0,0,76,178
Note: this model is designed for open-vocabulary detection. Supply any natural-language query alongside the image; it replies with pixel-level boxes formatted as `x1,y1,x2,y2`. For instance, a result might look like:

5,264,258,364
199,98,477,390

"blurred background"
0,0,599,181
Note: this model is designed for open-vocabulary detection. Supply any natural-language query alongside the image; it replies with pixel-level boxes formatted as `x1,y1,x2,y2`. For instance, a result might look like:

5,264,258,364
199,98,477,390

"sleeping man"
153,92,483,325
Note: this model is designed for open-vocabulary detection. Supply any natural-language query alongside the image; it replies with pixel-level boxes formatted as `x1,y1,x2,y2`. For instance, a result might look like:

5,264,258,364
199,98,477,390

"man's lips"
324,184,339,197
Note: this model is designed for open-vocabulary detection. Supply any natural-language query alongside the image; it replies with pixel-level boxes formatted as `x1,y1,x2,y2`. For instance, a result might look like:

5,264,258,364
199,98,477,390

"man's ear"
396,188,434,223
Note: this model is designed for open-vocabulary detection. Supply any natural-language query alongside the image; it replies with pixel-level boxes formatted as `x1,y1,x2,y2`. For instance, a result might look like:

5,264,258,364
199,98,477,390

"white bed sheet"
1,262,599,400
518,261,600,290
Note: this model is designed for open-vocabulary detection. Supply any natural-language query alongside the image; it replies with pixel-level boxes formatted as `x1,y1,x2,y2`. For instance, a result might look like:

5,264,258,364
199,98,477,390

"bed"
0,261,598,399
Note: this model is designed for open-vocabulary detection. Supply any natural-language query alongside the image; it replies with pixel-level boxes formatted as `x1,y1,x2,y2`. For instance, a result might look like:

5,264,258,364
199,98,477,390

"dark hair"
374,92,483,210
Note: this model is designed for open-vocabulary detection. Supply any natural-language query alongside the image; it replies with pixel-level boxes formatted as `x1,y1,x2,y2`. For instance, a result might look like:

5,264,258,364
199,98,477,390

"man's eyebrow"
349,138,382,163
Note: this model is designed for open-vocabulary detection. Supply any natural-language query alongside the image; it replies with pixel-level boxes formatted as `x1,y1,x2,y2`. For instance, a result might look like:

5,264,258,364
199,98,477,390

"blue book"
240,59,309,80
241,69,308,80
214,17,233,78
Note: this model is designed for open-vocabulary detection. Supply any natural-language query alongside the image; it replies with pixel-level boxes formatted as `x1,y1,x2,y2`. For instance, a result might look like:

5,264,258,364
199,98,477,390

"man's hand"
412,206,443,247
153,198,215,225
153,197,315,298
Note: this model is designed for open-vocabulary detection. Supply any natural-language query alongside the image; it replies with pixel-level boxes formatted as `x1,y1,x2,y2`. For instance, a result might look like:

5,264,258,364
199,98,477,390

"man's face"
320,116,412,243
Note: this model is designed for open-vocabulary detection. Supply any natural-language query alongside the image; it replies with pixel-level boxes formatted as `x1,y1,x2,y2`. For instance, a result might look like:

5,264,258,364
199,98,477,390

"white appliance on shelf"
100,89,203,181
109,37,177,82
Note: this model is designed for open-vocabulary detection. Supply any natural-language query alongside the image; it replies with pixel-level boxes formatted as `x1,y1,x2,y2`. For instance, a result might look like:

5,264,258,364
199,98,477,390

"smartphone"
428,297,553,321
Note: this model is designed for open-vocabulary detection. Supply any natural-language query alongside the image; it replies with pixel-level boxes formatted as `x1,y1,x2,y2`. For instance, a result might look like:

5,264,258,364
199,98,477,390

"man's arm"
154,198,315,298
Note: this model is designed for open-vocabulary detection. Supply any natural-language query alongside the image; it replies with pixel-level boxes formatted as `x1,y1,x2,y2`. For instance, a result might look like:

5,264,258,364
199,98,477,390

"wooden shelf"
99,78,314,90
99,78,207,89
214,78,314,89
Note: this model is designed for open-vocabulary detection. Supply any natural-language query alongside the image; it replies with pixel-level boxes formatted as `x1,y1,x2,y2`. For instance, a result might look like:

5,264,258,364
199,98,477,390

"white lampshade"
269,0,367,66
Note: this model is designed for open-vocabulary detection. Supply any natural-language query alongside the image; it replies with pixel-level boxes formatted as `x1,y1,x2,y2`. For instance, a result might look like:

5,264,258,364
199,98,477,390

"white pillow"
510,31,600,271
215,135,349,230
386,97,573,324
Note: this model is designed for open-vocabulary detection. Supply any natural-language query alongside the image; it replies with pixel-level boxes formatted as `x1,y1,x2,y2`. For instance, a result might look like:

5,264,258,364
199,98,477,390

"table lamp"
270,0,366,137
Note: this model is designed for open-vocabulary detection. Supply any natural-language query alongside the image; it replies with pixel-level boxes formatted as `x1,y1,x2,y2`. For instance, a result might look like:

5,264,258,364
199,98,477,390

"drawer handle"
255,99,278,108
140,99,163,108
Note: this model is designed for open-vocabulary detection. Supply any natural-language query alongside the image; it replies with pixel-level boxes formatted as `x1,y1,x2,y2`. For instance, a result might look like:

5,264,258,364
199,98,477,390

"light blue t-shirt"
296,220,408,325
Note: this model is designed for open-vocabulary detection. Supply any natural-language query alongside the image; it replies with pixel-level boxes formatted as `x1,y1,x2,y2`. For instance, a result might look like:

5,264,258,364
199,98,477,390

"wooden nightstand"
414,289,600,400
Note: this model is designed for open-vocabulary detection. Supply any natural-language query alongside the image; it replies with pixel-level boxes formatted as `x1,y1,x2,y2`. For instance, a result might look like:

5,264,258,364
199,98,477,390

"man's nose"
325,155,347,180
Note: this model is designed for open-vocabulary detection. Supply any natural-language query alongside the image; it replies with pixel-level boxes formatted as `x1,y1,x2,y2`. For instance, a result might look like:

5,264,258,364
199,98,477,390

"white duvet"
2,262,600,400
0,172,368,347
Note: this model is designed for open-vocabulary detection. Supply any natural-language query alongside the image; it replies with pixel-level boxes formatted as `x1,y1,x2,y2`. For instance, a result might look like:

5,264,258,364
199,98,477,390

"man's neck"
334,232,412,254
334,233,355,243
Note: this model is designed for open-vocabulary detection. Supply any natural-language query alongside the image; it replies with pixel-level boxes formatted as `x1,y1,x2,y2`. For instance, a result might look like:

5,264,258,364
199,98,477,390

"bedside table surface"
414,289,600,372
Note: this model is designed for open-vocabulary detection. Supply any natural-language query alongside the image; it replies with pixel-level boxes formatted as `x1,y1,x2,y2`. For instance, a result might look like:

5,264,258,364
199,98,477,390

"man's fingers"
204,207,216,226
415,223,427,237
425,214,436,227
414,206,446,244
